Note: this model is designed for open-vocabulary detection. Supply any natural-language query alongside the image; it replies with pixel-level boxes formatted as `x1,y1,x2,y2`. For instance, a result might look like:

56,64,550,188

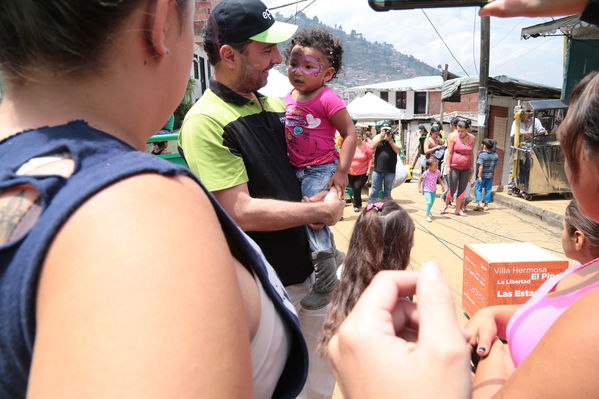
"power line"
421,9,470,77
285,0,319,22
269,0,310,11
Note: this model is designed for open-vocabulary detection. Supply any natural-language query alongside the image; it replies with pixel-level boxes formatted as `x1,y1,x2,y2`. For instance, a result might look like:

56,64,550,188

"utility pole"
439,64,449,130
479,16,490,139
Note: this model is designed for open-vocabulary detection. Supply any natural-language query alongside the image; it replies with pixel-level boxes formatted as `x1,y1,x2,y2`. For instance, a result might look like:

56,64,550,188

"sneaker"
354,206,361,213
454,209,466,216
426,215,433,222
483,204,490,211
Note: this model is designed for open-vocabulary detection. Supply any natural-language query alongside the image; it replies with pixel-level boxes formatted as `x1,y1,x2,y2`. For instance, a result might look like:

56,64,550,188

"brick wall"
428,90,441,114
444,92,479,113
194,1,216,42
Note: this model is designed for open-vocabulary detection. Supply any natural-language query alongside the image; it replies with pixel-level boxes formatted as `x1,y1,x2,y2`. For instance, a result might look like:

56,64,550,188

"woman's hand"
479,0,587,18
464,307,500,357
328,263,471,399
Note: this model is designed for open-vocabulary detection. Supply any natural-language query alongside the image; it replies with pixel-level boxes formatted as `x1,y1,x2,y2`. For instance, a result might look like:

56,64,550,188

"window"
380,91,389,102
414,92,427,114
396,91,407,109
193,60,199,80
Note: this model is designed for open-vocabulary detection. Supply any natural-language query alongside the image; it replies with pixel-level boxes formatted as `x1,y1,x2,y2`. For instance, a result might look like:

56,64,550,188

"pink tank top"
450,134,473,170
506,257,599,366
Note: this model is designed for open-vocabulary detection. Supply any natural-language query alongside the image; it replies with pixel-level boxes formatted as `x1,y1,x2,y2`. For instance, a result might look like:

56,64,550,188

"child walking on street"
419,158,447,222
317,200,415,354
474,138,499,211
284,27,357,310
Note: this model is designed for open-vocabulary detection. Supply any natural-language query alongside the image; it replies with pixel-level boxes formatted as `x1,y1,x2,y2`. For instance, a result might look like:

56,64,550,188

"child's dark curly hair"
284,27,343,79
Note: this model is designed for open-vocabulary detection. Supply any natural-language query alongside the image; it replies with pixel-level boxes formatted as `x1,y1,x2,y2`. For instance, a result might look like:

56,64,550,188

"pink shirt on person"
506,257,599,366
450,134,474,170
421,170,441,192
285,86,346,168
348,143,374,176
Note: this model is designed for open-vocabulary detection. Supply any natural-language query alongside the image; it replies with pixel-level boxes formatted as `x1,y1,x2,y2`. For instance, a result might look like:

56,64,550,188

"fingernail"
477,347,486,353
421,262,444,282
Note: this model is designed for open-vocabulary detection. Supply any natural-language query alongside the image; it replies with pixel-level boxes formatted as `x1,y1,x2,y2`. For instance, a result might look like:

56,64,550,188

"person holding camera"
368,124,401,202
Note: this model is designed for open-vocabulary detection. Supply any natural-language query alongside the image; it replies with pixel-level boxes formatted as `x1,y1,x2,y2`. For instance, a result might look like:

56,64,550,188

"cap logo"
263,9,273,20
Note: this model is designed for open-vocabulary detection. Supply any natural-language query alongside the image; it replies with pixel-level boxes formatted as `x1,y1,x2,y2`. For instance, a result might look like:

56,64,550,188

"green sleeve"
179,113,248,192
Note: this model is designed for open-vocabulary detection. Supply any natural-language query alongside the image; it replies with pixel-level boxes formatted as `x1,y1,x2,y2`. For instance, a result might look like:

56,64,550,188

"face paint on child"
288,55,323,76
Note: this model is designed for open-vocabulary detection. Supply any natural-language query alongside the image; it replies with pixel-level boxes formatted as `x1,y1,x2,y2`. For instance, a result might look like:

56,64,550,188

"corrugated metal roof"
349,75,444,91
521,15,599,40
442,75,561,101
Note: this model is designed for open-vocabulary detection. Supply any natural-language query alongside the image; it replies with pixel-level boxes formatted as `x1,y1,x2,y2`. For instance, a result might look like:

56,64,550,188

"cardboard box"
462,243,568,316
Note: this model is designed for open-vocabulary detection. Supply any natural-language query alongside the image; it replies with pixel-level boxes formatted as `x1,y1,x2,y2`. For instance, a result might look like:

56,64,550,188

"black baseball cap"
418,124,427,130
208,0,298,45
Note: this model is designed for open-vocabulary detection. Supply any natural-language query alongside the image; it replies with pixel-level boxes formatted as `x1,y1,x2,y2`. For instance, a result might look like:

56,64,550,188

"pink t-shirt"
285,86,346,168
506,257,599,366
421,170,441,192
348,143,374,176
450,133,474,170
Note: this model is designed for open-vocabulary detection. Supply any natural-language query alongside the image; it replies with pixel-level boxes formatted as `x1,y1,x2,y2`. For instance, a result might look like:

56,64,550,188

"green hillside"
275,12,440,89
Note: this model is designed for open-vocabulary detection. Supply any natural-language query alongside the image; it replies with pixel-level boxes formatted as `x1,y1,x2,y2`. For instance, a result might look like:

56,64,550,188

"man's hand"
303,187,344,228
329,170,349,199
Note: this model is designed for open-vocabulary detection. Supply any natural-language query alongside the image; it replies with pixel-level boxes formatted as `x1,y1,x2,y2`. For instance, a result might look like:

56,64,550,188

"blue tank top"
0,121,307,398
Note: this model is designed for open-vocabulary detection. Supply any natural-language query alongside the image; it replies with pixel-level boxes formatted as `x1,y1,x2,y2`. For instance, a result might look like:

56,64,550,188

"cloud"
267,0,563,87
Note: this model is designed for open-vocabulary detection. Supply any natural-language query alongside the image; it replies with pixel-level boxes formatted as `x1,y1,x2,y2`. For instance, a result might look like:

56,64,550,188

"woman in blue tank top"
0,1,306,398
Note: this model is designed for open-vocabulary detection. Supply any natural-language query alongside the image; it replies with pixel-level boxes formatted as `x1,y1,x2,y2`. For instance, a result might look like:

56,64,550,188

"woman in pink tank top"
440,119,475,216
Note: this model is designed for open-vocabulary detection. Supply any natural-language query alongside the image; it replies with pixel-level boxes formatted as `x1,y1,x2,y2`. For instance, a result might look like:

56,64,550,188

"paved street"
329,180,570,398
330,179,570,326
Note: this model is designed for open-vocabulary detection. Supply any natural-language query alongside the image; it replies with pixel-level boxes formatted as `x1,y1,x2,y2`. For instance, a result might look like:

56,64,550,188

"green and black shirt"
179,80,312,286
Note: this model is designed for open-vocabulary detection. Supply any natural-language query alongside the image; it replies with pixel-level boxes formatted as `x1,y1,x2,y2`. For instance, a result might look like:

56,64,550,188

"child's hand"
329,170,349,199
478,176,483,183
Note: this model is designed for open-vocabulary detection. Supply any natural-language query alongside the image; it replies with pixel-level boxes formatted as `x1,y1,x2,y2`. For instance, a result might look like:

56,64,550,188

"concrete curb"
493,191,563,229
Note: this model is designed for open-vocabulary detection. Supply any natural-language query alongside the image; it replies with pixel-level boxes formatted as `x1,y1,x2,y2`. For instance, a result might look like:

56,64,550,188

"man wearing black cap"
178,1,341,397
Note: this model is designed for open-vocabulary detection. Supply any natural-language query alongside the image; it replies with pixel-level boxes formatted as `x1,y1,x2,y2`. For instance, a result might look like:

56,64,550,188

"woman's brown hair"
564,200,599,257
559,70,599,179
318,200,415,354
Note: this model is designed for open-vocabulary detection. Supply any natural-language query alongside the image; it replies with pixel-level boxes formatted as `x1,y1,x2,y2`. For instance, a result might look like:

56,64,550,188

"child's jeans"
295,161,336,251
475,177,493,203
423,191,436,215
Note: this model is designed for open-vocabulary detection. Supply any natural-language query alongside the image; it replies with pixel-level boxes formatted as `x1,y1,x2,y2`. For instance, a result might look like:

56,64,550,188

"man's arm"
213,183,344,232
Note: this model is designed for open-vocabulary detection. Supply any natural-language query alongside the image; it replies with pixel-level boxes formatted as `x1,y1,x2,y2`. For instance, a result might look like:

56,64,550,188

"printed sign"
462,243,568,316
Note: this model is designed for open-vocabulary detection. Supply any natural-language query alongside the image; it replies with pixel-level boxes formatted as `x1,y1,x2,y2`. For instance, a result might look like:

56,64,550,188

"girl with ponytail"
318,200,415,354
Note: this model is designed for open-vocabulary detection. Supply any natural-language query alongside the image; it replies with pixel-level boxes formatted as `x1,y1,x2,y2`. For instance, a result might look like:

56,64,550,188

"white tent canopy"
259,69,293,99
347,92,404,121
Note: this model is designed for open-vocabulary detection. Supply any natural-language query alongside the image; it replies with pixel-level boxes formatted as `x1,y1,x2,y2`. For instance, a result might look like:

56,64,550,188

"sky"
264,0,566,88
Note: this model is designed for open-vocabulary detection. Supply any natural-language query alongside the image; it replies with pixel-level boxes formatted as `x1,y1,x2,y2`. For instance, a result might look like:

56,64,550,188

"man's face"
235,40,283,93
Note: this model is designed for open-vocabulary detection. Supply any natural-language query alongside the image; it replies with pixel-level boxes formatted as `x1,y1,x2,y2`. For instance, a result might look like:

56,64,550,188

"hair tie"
366,202,384,212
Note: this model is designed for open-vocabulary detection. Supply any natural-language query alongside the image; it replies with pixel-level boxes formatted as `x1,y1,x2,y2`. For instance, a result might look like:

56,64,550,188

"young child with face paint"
283,27,357,310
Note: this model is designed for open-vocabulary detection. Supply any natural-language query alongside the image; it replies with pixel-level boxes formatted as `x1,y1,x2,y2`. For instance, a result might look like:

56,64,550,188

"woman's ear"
146,0,171,57
574,230,586,252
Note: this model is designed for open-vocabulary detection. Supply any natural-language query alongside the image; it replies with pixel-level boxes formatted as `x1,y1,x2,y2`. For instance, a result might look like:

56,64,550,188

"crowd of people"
0,0,598,398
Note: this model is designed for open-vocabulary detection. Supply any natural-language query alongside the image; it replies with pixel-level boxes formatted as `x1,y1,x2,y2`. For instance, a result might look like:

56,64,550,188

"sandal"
440,204,449,214
454,209,466,216
473,205,483,211
483,204,490,211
